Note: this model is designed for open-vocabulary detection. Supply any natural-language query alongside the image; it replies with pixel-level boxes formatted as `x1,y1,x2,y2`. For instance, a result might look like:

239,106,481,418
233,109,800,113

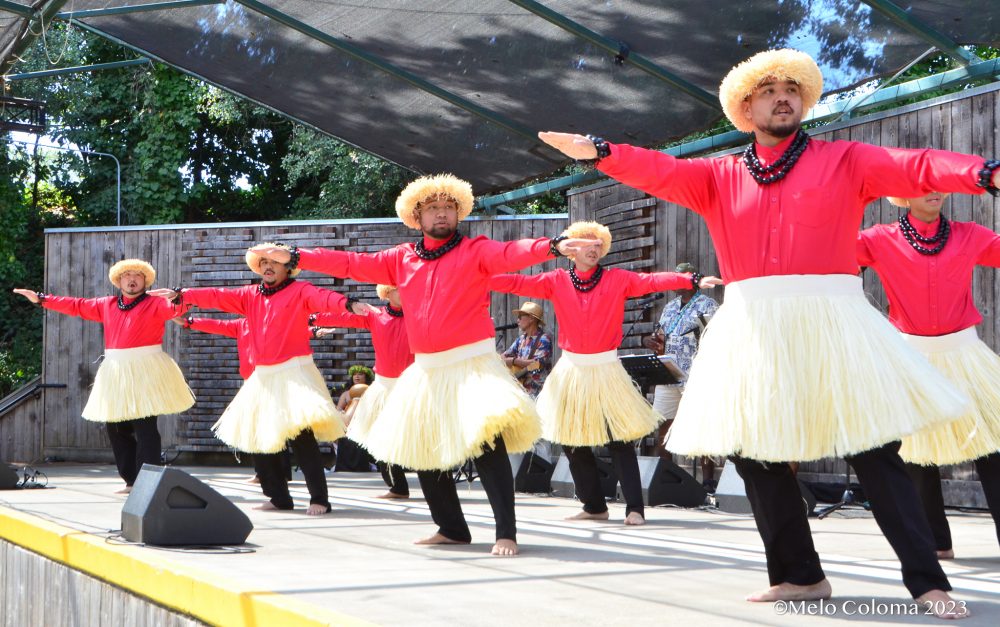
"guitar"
509,360,542,379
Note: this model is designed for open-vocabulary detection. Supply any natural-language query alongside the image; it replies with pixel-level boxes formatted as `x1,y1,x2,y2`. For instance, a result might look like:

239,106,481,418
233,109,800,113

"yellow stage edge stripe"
0,506,375,627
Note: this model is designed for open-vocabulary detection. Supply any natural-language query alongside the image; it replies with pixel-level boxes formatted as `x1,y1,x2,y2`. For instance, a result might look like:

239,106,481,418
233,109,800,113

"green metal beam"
0,0,70,77
233,0,541,145
479,56,1000,210
55,0,224,20
0,1,34,19
506,0,720,110
5,57,150,80
859,0,977,66
67,18,415,175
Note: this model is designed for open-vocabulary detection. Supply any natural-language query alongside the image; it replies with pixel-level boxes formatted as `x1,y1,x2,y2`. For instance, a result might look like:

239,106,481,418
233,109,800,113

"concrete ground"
1,463,998,626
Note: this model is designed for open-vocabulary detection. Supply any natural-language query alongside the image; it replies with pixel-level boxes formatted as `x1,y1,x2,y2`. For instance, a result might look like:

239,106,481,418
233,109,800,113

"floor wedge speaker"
514,453,554,494
122,465,253,546
629,456,707,507
0,462,17,490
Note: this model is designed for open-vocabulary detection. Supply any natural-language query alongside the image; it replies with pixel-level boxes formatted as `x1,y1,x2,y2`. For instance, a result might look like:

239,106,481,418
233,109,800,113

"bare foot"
306,504,329,516
565,509,610,521
115,486,132,495
414,533,470,545
746,579,832,602
937,549,955,560
917,590,970,620
492,538,519,556
246,475,260,485
624,512,646,526
253,501,280,511
375,491,409,500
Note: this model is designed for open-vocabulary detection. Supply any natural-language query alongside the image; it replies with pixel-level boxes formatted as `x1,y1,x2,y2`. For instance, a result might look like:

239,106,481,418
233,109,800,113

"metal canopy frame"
0,0,997,208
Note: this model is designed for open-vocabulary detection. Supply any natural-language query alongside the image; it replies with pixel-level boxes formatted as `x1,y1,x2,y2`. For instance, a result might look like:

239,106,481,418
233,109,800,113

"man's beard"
425,224,456,240
122,287,144,298
758,117,801,139
262,274,282,285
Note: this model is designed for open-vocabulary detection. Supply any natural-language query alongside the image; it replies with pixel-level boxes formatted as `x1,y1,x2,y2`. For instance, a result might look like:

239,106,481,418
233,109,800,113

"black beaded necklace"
385,304,403,317
898,213,950,256
569,264,603,292
414,231,463,260
742,129,810,185
117,292,148,311
258,277,296,296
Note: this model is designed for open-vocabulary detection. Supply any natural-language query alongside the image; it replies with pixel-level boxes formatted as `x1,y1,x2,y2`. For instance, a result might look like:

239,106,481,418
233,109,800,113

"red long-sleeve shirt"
490,268,693,353
42,294,186,349
180,281,346,366
858,220,1000,336
298,235,554,353
312,308,414,378
187,317,253,379
598,136,987,282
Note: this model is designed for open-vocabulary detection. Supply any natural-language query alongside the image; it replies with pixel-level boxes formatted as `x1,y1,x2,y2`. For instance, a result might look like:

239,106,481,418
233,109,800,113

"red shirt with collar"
181,280,346,366
187,317,253,379
858,219,1000,336
42,294,186,349
598,137,986,282
298,235,554,354
490,268,693,353
312,307,414,378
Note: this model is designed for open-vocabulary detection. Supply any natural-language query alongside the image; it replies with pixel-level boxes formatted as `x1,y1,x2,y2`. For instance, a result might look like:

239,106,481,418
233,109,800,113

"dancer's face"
258,257,288,285
418,197,459,240
118,271,146,298
572,237,603,272
742,79,803,143
907,192,950,224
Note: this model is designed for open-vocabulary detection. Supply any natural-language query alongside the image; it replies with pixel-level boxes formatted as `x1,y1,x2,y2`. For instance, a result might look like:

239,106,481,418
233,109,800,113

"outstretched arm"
488,273,554,299
853,143,996,203
248,244,400,286
14,289,105,322
624,272,722,298
149,286,246,315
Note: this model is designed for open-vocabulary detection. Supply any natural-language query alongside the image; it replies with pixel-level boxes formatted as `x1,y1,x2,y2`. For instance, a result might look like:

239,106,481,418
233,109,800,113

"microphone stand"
620,301,658,348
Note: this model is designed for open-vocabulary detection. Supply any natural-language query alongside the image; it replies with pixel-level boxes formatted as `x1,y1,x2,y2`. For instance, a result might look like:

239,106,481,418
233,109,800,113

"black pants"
734,441,950,598
907,451,1000,551
106,416,161,486
379,462,410,496
254,429,330,511
564,441,644,518
417,435,515,542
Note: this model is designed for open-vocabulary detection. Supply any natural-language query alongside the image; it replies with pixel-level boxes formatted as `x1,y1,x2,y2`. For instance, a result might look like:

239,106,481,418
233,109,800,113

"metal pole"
6,138,123,225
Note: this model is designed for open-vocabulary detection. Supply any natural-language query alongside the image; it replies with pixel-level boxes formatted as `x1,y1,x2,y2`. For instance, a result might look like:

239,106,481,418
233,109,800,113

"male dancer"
540,48,999,616
252,174,594,554
14,260,193,493
313,284,414,499
492,221,720,525
859,192,1000,558
151,244,369,515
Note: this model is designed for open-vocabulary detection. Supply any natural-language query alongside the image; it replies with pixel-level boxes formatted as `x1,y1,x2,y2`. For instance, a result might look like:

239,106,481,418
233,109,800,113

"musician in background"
644,262,719,488
501,301,552,399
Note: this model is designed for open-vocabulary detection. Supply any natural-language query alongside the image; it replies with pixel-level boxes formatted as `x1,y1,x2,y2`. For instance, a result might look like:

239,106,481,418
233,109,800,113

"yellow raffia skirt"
83,345,194,423
212,355,345,454
538,349,663,446
899,327,1000,465
346,374,397,446
665,275,969,462
365,339,542,470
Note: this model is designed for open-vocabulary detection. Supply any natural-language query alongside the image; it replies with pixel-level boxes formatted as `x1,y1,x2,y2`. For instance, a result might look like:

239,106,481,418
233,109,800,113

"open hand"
249,244,292,264
699,276,724,289
538,131,598,160
12,288,40,303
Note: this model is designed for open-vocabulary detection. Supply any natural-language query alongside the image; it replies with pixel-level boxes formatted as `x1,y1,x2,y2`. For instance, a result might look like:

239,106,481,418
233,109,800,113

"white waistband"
415,339,496,368
560,349,619,366
254,355,314,374
900,327,979,353
104,345,163,359
374,374,398,384
725,274,862,303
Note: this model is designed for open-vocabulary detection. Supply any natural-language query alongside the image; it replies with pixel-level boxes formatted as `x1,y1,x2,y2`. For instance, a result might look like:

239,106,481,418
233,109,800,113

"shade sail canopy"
2,0,998,193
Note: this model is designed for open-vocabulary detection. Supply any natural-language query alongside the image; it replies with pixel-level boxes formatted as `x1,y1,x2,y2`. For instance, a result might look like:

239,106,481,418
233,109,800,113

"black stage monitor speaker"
122,465,253,546
514,453,555,494
549,455,617,500
0,462,18,490
715,461,815,516
631,456,708,508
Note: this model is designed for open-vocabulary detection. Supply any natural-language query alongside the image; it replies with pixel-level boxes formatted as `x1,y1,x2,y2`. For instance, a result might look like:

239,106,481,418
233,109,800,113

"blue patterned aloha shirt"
657,293,719,386
503,331,552,398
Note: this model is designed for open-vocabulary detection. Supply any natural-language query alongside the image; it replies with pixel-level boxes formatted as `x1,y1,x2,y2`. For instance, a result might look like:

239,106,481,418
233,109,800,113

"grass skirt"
212,355,345,454
899,328,1000,465
665,275,969,462
83,345,194,423
346,374,397,446
365,339,542,471
538,349,663,446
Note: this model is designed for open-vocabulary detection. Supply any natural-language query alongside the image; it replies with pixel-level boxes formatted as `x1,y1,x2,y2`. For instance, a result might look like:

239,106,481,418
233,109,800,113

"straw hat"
562,221,612,258
513,301,544,325
245,242,300,277
108,259,155,287
719,49,823,133
376,284,397,301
